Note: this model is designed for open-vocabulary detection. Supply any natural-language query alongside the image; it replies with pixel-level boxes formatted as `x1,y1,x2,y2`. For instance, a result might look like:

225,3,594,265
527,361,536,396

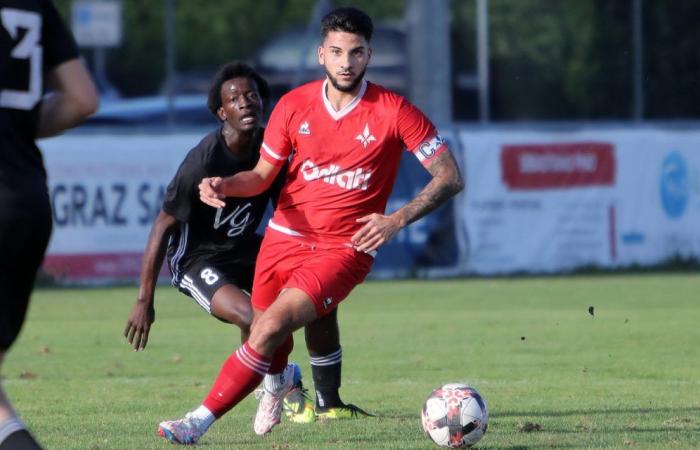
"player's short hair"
320,7,374,43
207,61,270,117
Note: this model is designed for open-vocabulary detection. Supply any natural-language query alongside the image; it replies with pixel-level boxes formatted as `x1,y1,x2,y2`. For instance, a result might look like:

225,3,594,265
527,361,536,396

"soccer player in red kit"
157,7,464,445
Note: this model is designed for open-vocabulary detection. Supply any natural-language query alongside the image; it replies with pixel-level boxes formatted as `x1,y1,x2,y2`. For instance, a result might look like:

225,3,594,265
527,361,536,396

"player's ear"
318,46,324,66
217,107,226,122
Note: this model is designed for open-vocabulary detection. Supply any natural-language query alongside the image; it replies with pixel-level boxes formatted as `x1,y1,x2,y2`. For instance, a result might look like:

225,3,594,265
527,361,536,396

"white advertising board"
38,127,700,281
459,128,700,274
40,132,200,279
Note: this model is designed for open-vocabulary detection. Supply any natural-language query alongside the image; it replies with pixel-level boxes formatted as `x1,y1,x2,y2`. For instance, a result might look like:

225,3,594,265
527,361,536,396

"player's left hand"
352,213,402,253
124,301,155,351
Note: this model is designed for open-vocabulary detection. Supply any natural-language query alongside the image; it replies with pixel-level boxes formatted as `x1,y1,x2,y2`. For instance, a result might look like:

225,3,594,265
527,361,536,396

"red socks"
203,342,270,417
201,336,295,418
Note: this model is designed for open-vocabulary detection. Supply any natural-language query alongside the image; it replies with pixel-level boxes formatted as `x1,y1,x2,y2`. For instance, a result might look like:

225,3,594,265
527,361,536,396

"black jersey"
0,0,79,199
165,127,284,283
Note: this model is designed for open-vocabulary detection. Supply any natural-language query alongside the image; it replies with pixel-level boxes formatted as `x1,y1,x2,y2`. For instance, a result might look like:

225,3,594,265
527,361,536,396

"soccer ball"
421,383,489,448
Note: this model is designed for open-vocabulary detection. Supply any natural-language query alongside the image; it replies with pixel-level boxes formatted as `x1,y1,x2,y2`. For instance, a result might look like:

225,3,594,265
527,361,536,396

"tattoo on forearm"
396,151,464,226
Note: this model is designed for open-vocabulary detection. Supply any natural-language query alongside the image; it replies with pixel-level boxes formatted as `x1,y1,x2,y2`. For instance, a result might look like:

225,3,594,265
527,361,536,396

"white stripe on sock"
236,346,270,376
310,347,342,366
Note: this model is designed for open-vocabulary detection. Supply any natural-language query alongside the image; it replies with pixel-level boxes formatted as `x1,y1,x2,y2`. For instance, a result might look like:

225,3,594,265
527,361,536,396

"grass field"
4,274,699,449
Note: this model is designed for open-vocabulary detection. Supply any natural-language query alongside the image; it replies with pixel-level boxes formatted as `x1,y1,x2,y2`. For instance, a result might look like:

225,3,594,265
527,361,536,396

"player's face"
318,31,371,94
217,77,263,132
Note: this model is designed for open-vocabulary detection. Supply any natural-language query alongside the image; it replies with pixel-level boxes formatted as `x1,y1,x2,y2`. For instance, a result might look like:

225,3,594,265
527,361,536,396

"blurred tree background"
54,0,700,120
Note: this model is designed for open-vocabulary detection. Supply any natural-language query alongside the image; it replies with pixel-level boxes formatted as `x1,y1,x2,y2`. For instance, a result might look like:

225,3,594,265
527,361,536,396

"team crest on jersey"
355,124,376,148
298,121,311,135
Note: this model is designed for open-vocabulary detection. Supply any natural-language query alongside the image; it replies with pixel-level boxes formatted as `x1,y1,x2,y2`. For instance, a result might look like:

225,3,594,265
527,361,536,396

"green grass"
4,275,700,449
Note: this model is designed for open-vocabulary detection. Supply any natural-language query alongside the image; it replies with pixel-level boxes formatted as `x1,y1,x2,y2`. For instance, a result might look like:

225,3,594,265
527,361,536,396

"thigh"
210,283,252,327
0,209,51,351
249,287,319,357
286,248,373,317
250,232,296,312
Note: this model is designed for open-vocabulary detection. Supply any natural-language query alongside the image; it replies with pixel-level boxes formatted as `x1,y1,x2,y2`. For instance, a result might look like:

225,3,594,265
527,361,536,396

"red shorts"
251,229,374,316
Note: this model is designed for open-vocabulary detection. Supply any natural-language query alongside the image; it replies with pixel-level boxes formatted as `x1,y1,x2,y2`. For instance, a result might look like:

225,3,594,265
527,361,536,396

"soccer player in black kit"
0,0,99,448
123,62,369,441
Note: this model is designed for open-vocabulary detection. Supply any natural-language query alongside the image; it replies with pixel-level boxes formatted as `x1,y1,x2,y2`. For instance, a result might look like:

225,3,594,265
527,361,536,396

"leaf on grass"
518,422,542,432
271,443,292,449
171,354,183,363
19,371,37,379
37,346,51,356
588,306,595,316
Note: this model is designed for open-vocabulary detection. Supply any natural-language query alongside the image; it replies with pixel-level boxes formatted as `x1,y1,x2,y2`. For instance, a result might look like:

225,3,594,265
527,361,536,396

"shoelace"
345,404,374,417
318,404,376,417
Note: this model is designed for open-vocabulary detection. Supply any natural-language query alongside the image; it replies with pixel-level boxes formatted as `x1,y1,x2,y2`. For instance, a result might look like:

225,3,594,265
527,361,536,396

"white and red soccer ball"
421,383,489,448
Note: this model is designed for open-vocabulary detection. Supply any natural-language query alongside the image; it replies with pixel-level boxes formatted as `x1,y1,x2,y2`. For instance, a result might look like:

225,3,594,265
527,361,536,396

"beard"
324,66,367,93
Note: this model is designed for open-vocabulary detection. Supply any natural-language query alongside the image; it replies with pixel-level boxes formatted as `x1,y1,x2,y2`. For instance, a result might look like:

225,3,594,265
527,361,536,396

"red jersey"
261,79,447,245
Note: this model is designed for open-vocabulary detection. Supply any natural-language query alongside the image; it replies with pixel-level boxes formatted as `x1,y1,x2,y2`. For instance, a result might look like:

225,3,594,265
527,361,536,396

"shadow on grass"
495,406,699,418
381,406,699,421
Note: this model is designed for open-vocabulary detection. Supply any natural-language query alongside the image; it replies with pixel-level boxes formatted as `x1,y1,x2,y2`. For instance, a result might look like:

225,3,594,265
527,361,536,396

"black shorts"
174,259,255,315
0,200,52,350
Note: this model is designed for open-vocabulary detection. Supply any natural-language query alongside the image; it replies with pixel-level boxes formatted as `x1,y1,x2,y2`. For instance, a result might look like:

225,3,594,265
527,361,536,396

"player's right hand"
124,300,155,351
199,177,227,208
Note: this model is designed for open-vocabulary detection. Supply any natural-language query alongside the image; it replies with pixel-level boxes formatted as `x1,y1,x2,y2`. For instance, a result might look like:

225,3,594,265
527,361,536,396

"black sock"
0,430,43,450
310,347,343,409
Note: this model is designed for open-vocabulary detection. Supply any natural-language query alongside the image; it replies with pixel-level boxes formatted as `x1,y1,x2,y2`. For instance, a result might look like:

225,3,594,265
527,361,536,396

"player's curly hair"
207,61,270,118
320,7,373,43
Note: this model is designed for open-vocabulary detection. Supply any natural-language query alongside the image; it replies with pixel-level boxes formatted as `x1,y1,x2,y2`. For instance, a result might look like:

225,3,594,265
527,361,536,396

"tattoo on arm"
393,151,465,227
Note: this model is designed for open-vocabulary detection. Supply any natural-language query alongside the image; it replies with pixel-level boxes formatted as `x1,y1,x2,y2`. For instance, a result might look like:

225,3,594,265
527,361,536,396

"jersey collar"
321,79,368,121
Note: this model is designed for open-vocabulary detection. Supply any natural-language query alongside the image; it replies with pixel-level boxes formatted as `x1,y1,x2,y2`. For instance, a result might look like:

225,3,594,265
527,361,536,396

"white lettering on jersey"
355,123,376,148
0,9,42,110
300,160,372,191
213,203,254,237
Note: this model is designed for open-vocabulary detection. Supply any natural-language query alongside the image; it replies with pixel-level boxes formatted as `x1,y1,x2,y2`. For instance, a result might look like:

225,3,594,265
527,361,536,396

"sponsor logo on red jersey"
300,159,372,191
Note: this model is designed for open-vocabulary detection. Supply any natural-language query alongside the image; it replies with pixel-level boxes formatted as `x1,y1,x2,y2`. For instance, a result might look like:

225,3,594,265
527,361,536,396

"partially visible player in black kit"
123,62,368,432
0,0,99,448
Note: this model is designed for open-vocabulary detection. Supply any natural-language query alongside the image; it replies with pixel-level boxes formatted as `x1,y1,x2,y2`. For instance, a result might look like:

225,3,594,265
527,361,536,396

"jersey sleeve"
260,96,293,166
40,0,80,72
396,98,448,167
161,155,206,222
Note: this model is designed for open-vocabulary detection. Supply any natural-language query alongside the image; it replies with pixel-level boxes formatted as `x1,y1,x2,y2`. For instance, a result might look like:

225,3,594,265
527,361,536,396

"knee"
252,315,286,342
249,315,290,354
211,298,253,331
